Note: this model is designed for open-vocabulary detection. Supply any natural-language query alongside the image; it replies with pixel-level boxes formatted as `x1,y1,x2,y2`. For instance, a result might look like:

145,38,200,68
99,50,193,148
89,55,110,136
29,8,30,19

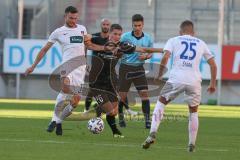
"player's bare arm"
207,57,217,94
25,42,53,76
135,47,163,53
136,47,163,60
157,50,170,79
84,34,105,51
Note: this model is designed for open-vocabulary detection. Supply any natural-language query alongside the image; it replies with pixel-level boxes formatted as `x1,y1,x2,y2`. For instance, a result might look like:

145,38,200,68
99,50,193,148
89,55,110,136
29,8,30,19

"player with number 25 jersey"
164,35,213,86
142,20,217,152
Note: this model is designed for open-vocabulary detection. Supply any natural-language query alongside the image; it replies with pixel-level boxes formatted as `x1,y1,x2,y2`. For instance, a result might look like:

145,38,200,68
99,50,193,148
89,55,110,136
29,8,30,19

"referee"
118,14,153,129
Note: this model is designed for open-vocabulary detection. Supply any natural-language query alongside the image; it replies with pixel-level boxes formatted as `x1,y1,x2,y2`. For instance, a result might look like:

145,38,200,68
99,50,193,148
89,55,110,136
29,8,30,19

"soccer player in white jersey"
142,20,217,152
25,6,104,136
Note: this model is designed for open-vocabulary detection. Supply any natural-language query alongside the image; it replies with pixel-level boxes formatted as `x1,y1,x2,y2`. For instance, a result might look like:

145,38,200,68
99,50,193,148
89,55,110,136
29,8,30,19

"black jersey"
91,32,103,56
89,36,119,91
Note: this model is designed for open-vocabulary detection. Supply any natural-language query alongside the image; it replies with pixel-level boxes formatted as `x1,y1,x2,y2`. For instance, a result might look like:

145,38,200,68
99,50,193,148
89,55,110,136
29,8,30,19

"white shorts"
60,61,86,94
160,82,201,106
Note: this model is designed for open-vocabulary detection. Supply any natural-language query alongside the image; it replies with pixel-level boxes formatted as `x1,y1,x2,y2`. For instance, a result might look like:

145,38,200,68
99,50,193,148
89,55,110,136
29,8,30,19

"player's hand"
113,49,123,58
153,76,163,83
84,34,92,45
104,45,117,53
207,84,216,94
25,66,35,76
138,53,147,60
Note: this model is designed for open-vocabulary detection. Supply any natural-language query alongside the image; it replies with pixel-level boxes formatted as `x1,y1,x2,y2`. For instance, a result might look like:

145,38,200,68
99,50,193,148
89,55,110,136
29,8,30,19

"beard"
102,28,109,33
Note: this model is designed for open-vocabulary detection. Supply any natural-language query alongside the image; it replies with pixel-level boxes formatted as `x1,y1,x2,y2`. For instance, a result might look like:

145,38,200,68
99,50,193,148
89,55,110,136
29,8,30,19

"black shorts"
89,87,118,105
119,64,148,92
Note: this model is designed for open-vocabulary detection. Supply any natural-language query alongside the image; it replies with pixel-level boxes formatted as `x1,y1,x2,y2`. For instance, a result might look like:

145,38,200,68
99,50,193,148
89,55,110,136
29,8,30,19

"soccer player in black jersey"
84,19,135,117
85,24,163,137
84,19,111,113
87,24,124,137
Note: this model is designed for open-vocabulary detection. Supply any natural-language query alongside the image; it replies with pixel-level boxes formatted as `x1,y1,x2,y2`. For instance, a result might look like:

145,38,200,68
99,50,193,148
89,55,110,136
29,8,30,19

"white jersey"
164,35,214,86
48,24,87,63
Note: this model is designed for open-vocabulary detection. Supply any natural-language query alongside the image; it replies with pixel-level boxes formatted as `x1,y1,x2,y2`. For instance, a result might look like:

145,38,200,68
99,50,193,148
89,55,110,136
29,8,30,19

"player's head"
101,19,111,33
179,20,194,36
132,14,144,34
64,6,78,28
109,24,122,43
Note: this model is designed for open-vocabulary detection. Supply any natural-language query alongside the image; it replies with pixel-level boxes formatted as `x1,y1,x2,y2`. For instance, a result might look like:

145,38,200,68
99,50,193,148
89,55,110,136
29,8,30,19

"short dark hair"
132,14,144,22
110,24,122,32
65,6,78,14
180,20,194,30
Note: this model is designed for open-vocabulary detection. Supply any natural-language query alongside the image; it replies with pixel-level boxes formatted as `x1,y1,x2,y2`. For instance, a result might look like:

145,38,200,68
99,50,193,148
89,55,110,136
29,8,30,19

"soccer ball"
87,117,104,134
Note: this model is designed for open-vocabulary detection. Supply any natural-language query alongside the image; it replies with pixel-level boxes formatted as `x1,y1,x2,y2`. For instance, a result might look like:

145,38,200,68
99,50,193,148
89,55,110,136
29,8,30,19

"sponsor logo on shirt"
70,36,83,43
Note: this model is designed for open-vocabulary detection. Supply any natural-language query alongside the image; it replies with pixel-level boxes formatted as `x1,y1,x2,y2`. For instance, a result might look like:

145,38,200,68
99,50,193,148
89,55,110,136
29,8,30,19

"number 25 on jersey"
180,41,197,60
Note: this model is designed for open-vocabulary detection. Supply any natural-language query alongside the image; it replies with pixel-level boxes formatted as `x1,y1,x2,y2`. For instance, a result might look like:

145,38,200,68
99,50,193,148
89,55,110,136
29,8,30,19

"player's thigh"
119,91,128,102
61,76,71,93
119,64,133,92
70,65,86,93
185,84,201,107
160,82,185,102
133,75,149,99
91,89,117,115
61,65,86,94
132,66,148,92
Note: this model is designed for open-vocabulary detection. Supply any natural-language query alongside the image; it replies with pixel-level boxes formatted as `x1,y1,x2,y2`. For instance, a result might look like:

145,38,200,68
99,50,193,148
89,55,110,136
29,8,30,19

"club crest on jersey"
81,31,84,35
70,36,83,43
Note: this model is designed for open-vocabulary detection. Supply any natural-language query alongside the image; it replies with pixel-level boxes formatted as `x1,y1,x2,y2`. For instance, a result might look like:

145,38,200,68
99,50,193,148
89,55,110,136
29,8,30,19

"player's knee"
139,90,149,100
189,106,198,113
108,108,118,116
71,95,81,108
109,111,117,116
62,86,70,94
119,93,127,102
159,96,169,105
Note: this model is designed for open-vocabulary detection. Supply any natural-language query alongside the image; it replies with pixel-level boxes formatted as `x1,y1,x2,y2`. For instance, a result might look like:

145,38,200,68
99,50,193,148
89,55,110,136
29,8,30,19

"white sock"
51,92,67,122
188,112,199,145
150,100,165,134
58,104,74,124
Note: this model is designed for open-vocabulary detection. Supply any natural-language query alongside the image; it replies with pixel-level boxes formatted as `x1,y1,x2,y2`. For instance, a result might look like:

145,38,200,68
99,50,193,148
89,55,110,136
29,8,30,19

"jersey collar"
131,31,144,40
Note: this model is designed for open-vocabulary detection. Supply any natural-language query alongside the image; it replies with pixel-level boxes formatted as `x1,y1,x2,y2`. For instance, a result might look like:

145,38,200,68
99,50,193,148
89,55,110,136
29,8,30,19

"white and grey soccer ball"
87,117,104,134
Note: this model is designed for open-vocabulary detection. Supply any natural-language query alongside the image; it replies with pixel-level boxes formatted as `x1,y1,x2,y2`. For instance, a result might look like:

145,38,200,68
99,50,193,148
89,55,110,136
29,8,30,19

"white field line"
0,138,230,152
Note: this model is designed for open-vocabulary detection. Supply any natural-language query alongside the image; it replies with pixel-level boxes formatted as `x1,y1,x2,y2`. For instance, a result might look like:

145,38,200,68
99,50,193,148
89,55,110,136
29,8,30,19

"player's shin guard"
58,103,74,123
95,105,103,117
150,100,165,133
51,92,67,122
188,112,199,145
142,100,150,125
106,115,118,134
85,96,92,111
123,98,129,109
118,101,125,120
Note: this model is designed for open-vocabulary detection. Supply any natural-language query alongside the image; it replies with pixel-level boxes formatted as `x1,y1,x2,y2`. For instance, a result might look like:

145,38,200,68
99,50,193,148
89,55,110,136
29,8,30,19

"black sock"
95,105,102,117
118,101,125,121
106,115,118,133
123,98,129,109
85,96,92,111
142,99,150,122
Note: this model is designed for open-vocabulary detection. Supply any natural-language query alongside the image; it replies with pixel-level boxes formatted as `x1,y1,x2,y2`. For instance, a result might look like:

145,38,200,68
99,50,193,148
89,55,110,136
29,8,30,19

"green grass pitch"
0,99,239,160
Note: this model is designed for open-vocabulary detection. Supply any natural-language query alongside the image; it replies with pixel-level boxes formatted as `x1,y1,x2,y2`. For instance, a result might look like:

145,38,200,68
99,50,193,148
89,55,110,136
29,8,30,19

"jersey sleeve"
163,38,174,54
48,29,58,44
202,42,214,61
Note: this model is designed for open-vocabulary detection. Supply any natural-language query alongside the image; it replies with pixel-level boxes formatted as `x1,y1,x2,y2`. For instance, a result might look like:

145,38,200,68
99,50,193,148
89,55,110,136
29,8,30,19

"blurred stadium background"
0,0,240,105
